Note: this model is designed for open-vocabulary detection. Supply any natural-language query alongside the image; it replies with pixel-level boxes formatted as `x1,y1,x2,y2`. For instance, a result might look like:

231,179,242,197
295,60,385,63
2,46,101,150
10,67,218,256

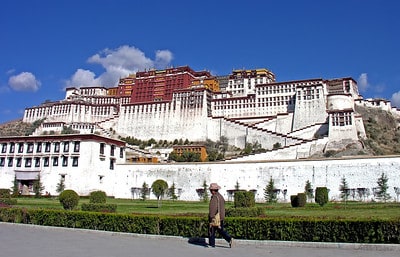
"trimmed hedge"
290,193,306,207
0,198,18,206
0,207,399,243
234,191,255,208
0,189,11,198
81,203,117,213
315,187,329,206
89,191,107,204
226,207,264,217
59,190,79,210
0,188,17,206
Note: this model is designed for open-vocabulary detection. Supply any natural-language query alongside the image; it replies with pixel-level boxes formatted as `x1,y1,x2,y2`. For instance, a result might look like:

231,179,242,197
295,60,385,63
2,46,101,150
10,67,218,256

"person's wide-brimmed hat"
209,183,221,190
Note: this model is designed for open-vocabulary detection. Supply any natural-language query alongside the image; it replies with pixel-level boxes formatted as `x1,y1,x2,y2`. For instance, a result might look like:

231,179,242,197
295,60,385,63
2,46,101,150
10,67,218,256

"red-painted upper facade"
118,66,212,104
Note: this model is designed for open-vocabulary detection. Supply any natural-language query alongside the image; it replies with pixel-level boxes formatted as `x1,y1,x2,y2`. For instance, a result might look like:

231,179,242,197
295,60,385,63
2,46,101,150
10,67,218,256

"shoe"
229,238,234,248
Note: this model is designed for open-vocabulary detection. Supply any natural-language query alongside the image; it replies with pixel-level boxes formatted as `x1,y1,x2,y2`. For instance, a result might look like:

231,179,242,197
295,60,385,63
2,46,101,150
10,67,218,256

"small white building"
0,134,125,196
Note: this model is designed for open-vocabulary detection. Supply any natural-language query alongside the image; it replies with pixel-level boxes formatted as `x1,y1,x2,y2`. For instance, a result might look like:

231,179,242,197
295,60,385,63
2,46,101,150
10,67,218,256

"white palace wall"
118,102,210,142
110,156,400,202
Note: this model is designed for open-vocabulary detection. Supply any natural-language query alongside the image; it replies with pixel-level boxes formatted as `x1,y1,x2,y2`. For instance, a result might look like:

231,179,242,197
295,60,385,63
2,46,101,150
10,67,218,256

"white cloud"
66,69,98,87
66,45,173,87
357,73,369,93
391,91,400,108
8,72,41,92
155,50,173,68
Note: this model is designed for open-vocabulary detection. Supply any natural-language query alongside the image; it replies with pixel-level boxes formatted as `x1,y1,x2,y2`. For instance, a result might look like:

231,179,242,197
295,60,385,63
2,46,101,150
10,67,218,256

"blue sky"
1,0,400,124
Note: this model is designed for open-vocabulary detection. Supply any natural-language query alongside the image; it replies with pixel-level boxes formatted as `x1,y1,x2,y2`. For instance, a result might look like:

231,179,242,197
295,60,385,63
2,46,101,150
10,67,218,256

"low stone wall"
112,155,400,202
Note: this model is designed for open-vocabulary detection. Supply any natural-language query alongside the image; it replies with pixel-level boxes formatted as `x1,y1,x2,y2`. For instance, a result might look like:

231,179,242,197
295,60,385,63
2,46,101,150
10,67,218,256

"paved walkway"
0,222,399,257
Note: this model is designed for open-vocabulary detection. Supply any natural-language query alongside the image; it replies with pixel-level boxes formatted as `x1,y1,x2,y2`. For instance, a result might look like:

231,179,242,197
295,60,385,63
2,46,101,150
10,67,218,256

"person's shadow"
187,237,208,247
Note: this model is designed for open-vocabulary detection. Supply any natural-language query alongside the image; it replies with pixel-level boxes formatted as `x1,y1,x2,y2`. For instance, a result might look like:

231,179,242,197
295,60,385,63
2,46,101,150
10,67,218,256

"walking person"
208,183,234,248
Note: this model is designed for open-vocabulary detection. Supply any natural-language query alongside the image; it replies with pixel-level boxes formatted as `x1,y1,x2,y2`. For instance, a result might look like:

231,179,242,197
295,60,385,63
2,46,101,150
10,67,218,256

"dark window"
72,157,79,167
0,157,5,166
109,159,114,170
44,157,49,167
74,141,80,152
63,141,69,152
1,143,6,153
27,143,34,153
25,158,32,167
18,143,24,153
45,142,51,152
100,143,105,155
53,157,58,166
54,142,60,153
36,143,42,153
62,156,68,167
119,147,124,158
35,157,40,167
9,142,15,153
8,157,13,167
110,145,115,156
16,158,22,167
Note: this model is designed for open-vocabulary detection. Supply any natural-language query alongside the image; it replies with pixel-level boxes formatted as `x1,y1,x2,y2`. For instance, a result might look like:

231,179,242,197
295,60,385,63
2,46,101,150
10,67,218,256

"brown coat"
209,192,226,221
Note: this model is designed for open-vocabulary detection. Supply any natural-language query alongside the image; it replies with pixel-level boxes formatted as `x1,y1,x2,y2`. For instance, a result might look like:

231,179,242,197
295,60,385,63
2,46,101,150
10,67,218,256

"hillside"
0,119,34,137
1,106,400,157
355,105,400,155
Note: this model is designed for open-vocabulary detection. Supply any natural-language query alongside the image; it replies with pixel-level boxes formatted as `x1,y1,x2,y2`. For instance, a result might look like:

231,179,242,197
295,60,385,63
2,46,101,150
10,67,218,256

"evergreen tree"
339,176,350,202
264,176,277,203
376,173,391,202
32,175,45,198
11,175,19,197
168,182,178,201
140,182,149,201
235,180,240,190
202,180,209,202
56,177,65,194
304,180,313,202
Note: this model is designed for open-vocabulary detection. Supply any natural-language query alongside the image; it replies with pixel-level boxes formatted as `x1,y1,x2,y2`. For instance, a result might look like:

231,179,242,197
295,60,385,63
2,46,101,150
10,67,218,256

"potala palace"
1,66,400,201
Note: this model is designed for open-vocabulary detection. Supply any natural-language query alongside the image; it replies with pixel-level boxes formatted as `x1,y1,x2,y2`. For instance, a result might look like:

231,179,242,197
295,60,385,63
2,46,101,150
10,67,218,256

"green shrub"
290,195,299,207
297,193,307,207
290,193,306,207
59,190,79,210
89,190,107,204
315,187,329,206
226,207,264,217
0,189,11,198
234,191,255,208
81,203,117,213
0,198,18,206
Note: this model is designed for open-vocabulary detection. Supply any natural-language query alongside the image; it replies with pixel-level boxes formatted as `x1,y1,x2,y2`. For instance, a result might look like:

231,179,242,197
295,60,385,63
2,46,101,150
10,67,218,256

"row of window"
99,143,123,159
1,141,80,154
331,112,353,126
0,156,79,168
25,104,116,118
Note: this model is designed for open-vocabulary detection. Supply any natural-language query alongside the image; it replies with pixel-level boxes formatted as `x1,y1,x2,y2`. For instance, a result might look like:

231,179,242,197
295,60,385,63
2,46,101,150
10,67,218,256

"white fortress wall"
228,138,328,162
274,113,294,134
245,129,288,149
111,156,400,202
205,118,223,143
252,119,276,131
288,123,328,140
117,99,211,142
292,85,328,131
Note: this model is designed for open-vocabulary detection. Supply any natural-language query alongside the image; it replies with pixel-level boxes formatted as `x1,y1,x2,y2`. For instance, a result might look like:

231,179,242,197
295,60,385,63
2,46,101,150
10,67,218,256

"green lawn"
13,197,400,220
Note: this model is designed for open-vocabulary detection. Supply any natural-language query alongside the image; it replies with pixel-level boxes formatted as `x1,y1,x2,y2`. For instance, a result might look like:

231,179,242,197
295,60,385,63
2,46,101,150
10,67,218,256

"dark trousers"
208,220,232,247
